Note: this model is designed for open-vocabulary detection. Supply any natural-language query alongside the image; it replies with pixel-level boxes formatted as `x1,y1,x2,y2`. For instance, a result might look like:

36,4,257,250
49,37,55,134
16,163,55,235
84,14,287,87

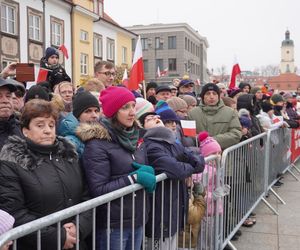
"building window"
122,47,127,64
168,36,176,49
155,37,163,50
93,33,102,58
80,30,88,41
1,59,14,71
143,60,148,73
185,37,188,50
155,59,163,71
107,38,115,61
29,14,41,41
1,3,16,34
80,53,88,75
141,38,148,50
168,58,176,71
51,17,63,46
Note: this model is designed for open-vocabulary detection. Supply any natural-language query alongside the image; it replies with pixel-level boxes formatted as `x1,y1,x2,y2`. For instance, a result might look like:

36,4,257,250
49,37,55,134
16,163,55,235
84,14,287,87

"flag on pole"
157,66,161,78
122,68,129,87
128,36,144,90
180,120,197,137
58,44,69,59
36,68,49,83
160,68,168,76
229,62,241,89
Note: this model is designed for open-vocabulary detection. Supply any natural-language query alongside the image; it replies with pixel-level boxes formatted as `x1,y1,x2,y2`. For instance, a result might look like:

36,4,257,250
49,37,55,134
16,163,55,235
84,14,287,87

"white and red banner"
122,68,129,86
128,36,144,90
58,44,69,59
291,126,300,162
180,120,197,137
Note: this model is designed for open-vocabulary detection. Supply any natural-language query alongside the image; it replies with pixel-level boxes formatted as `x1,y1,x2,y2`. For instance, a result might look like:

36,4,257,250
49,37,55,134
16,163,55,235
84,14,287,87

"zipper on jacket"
132,154,135,160
49,152,52,160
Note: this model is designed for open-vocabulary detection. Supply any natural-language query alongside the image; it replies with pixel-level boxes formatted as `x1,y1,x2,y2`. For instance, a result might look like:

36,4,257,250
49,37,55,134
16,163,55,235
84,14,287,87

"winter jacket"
0,115,22,150
77,121,149,229
286,102,300,121
0,136,91,250
40,57,71,91
58,112,85,157
256,111,283,131
274,107,299,128
142,126,205,238
188,100,242,149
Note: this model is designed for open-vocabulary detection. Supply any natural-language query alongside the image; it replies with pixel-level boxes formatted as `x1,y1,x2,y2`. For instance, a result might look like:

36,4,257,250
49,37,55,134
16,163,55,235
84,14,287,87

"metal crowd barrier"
0,127,297,250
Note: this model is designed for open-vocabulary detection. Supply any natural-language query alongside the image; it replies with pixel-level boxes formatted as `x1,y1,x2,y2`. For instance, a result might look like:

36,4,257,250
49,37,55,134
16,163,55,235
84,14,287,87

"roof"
268,73,300,91
103,12,119,26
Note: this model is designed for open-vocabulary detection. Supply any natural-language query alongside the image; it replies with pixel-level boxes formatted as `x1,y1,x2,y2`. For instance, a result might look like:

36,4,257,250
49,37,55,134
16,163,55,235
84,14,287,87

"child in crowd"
139,111,205,250
0,209,15,250
40,47,71,91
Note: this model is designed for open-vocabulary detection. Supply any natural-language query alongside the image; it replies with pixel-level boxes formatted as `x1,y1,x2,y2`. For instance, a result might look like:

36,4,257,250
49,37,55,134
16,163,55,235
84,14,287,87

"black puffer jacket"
0,136,91,250
0,115,22,150
40,57,71,91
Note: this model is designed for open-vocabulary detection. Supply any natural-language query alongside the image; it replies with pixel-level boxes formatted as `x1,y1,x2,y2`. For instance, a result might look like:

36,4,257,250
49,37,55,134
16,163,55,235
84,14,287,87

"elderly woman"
0,99,91,250
77,86,156,250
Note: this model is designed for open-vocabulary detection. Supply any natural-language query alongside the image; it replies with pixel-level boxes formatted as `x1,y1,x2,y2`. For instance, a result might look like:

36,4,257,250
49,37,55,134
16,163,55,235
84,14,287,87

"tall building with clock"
280,30,295,73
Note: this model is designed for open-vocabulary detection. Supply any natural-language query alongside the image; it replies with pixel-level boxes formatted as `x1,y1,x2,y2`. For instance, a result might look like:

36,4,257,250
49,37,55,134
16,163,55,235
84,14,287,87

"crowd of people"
0,46,299,250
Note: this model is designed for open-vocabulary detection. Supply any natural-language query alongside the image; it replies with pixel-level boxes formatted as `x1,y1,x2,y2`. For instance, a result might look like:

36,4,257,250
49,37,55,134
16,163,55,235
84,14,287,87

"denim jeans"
97,226,143,250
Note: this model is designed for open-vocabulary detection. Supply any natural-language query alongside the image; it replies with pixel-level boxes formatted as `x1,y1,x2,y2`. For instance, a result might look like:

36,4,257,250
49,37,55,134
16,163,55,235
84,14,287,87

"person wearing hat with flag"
188,83,242,149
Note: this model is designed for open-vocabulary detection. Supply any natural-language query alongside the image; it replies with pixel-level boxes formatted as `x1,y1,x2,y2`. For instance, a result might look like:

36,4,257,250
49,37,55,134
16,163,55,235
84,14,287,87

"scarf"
102,118,139,153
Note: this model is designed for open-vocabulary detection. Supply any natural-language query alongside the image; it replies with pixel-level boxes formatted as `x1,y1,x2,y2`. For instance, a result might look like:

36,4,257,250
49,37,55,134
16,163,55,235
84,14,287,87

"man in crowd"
94,61,116,88
188,83,242,149
155,85,172,101
0,78,22,150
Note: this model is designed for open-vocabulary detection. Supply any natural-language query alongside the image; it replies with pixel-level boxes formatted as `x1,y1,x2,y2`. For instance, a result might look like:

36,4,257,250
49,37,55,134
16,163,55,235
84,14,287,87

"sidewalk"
233,162,300,250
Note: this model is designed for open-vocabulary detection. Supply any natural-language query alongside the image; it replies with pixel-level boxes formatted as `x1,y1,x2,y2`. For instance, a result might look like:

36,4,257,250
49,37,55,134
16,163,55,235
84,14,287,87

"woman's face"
22,116,56,145
116,101,136,128
59,85,73,103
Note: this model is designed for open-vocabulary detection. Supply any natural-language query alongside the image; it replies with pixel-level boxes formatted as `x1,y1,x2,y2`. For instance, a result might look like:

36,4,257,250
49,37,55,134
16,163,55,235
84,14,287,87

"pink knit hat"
0,209,14,235
198,131,221,157
99,86,135,118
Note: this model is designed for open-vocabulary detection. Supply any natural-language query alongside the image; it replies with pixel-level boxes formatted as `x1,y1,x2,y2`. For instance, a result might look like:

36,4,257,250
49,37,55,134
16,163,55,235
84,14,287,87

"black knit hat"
72,91,100,119
146,82,158,93
138,112,157,127
45,47,59,61
25,85,50,103
200,83,220,100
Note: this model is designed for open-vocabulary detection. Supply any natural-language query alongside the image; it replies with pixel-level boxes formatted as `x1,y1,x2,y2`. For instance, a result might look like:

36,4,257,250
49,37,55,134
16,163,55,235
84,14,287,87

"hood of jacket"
58,113,79,137
76,122,111,142
200,99,225,115
0,135,78,170
237,94,256,115
143,126,176,144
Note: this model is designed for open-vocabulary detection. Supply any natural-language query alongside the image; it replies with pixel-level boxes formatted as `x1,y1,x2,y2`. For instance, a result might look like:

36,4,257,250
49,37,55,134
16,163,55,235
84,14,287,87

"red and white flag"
128,36,144,90
58,44,69,59
180,120,197,137
160,67,168,76
36,68,49,83
157,66,161,78
229,61,241,89
122,68,129,86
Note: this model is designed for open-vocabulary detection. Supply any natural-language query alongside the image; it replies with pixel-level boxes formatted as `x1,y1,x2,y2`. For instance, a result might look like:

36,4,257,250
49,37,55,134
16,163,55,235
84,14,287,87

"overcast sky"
105,0,299,74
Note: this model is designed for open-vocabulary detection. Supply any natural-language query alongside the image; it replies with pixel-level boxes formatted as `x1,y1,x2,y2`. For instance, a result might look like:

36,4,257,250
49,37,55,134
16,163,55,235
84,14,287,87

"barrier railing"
1,127,299,250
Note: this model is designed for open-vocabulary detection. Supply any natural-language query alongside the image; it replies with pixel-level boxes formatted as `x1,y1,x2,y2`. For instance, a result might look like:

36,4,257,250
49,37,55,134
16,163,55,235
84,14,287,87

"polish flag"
229,62,241,89
180,120,197,137
58,44,69,59
122,68,129,86
36,68,49,83
128,36,144,90
157,66,161,78
160,68,168,76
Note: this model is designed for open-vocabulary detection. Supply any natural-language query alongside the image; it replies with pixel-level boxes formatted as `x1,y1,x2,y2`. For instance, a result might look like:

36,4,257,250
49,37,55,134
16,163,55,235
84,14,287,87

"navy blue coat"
142,127,205,238
78,121,149,229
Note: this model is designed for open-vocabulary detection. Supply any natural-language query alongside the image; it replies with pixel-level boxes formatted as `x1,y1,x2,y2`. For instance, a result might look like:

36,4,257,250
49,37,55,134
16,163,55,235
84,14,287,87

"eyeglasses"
144,115,160,123
99,71,116,77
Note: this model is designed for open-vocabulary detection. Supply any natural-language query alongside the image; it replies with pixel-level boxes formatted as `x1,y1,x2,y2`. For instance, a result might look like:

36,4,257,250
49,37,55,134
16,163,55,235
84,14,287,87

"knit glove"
132,162,155,175
130,169,156,193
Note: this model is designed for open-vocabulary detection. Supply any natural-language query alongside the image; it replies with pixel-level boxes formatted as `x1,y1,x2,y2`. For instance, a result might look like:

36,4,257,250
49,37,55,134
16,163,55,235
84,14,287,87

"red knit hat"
198,131,221,157
100,86,135,118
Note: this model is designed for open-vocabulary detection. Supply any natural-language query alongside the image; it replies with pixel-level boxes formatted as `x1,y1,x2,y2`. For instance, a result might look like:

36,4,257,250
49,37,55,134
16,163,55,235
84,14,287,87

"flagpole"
143,80,146,99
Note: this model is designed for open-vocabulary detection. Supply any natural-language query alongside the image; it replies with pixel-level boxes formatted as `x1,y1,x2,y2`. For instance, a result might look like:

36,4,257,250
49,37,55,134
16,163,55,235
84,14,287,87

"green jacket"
188,100,242,150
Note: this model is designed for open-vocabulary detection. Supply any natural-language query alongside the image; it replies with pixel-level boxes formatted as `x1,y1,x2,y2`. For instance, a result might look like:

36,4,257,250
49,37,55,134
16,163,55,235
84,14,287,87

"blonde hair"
84,78,105,92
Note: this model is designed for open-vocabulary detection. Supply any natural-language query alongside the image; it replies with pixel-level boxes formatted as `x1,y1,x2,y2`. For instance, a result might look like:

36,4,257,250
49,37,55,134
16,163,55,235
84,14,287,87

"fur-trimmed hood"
0,135,78,170
76,122,111,142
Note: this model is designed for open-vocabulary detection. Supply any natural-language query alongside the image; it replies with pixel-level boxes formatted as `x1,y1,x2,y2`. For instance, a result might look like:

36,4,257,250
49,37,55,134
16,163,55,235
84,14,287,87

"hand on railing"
130,162,156,193
63,223,77,249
